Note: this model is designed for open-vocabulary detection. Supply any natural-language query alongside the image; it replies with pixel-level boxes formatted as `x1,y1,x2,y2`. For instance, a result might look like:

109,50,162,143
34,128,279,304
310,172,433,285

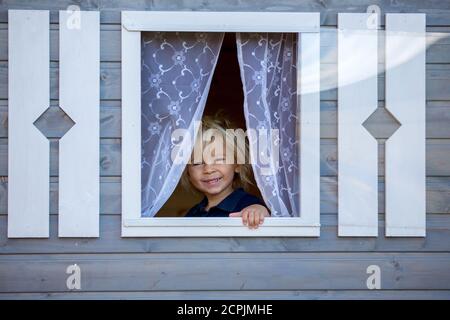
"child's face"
187,156,239,197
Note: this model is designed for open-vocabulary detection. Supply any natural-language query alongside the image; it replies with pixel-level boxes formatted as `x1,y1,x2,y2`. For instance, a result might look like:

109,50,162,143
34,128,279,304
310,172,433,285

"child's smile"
187,157,240,208
201,176,223,187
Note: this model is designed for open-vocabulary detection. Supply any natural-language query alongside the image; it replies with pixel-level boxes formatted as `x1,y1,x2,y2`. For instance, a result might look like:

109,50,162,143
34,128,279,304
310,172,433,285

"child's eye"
214,158,226,164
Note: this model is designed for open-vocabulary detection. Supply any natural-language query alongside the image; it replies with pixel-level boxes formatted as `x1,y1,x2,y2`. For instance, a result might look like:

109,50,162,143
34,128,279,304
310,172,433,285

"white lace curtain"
236,33,299,217
141,32,299,218
141,32,224,217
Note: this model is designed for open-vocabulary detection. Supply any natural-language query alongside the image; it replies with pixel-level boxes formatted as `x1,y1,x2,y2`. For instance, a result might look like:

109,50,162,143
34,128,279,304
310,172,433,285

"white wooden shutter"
58,10,100,237
8,10,50,237
338,13,379,236
385,14,426,237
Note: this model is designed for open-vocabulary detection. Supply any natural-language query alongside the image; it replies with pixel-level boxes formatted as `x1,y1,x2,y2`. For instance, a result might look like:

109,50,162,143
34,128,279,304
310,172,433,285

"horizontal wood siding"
1,253,450,291
0,0,449,299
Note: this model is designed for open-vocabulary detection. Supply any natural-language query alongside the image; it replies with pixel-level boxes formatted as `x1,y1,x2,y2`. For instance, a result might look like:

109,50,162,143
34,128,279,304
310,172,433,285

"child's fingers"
230,209,266,228
259,211,265,224
229,211,242,217
246,211,252,229
248,210,256,229
253,211,261,228
242,209,249,226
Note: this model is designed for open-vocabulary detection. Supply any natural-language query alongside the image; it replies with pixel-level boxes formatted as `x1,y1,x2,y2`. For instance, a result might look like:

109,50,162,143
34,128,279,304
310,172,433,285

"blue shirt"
185,188,267,217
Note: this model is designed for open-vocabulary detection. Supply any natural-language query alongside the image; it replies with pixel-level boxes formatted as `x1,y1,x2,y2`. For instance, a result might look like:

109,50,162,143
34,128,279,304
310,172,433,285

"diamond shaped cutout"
362,107,401,139
33,106,75,139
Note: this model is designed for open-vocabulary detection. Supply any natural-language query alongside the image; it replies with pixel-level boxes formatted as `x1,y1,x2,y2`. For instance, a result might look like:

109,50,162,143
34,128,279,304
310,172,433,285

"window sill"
122,218,320,237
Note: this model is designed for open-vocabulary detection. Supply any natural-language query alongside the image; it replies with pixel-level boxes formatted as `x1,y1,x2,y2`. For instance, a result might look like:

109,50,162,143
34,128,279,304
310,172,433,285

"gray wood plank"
0,101,449,139
2,101,121,139
0,138,448,177
0,176,447,215
321,101,450,139
2,1,450,26
321,177,450,214
0,23,121,62
1,215,450,254
1,62,450,100
1,252,449,291
0,290,449,300
1,26,450,63
0,177,120,215
320,27,450,64
320,64,450,101
0,62,121,100
321,139,450,177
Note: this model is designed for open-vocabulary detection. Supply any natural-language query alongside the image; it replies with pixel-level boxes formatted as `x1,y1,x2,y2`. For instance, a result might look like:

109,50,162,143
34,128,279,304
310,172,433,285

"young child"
181,116,270,229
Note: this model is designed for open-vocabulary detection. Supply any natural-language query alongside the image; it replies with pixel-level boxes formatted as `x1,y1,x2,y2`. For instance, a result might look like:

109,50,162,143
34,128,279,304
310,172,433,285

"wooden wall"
0,0,450,299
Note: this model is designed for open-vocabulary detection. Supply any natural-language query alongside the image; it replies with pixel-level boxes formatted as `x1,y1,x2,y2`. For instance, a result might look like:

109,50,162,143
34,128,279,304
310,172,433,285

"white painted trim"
121,11,321,237
385,13,426,237
123,218,320,237
122,11,320,33
299,32,321,228
337,13,378,237
8,10,50,238
58,11,100,238
124,217,318,227
121,13,142,228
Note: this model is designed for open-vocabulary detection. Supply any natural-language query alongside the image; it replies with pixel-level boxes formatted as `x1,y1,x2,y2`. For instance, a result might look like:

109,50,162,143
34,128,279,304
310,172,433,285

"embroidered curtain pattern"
236,33,299,217
141,32,224,217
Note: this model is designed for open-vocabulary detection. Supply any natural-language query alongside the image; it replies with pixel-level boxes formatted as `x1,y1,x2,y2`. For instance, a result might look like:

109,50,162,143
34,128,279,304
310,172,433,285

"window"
122,11,321,237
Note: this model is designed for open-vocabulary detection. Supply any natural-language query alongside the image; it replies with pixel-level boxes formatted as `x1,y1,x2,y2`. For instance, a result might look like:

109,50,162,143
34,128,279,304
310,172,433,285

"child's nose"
203,164,216,173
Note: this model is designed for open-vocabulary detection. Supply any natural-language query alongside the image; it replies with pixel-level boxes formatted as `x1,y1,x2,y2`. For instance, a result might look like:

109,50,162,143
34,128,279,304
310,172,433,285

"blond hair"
180,114,254,195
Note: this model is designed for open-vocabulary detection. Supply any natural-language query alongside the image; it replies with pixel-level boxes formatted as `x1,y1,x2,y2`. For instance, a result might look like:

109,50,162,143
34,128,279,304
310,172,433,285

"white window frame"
121,11,321,237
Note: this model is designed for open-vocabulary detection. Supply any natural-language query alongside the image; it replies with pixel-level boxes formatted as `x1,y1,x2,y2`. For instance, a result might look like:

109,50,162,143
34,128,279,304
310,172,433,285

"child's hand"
229,204,270,229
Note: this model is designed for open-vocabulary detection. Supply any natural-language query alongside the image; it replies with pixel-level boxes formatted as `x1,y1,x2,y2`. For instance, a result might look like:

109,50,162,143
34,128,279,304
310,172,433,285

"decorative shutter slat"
338,13,379,236
8,10,50,238
58,10,100,237
385,14,426,237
